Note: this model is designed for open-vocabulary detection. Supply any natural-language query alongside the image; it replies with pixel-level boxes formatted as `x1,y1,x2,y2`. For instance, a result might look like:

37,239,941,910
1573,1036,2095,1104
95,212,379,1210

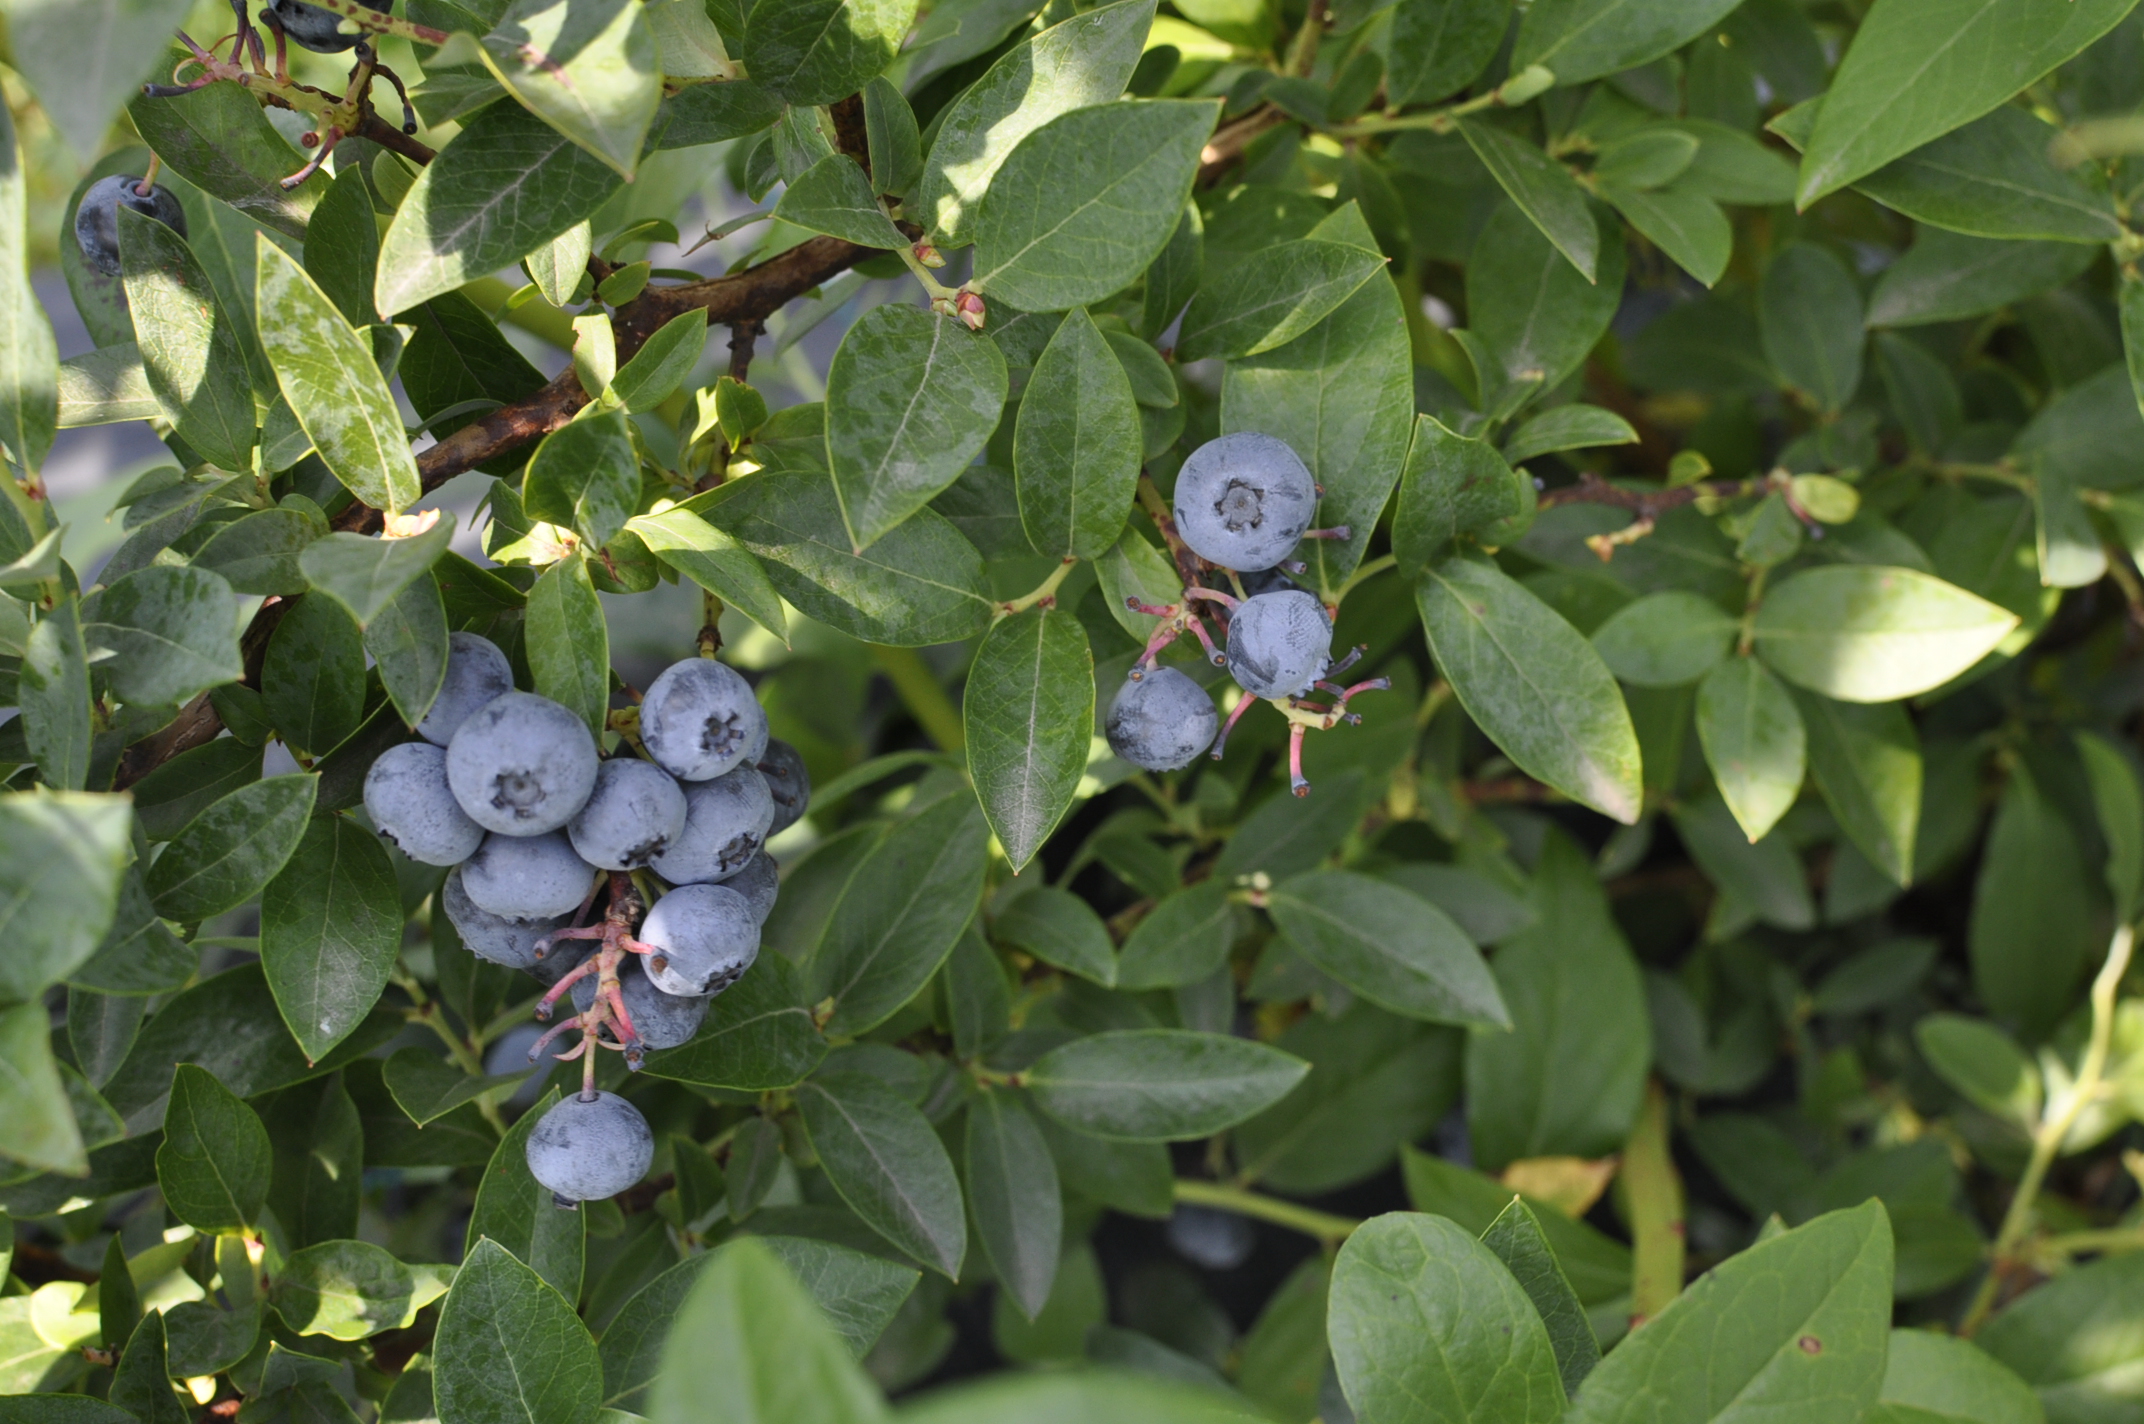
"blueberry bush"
1,0,2143,1420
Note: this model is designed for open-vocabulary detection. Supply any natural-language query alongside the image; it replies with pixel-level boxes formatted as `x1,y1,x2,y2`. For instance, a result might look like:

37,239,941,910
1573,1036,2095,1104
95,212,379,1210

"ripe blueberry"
637,883,759,997
648,765,773,886
1172,433,1318,572
525,1091,653,1205
639,658,768,783
1106,667,1218,772
757,739,810,836
440,865,562,970
363,741,483,866
568,759,688,871
74,175,186,278
459,831,594,921
266,0,391,53
570,956,708,1050
417,632,514,747
1225,589,1332,698
446,691,599,836
723,851,780,924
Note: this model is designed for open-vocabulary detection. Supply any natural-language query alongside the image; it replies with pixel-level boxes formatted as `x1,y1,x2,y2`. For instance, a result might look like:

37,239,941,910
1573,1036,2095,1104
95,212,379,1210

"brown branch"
355,113,435,167
1197,104,1285,188
829,92,869,177
1536,471,1748,516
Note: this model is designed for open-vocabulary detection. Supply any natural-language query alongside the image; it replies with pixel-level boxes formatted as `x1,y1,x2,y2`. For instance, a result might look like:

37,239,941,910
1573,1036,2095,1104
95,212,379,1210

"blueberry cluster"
1106,434,1385,793
360,636,808,1205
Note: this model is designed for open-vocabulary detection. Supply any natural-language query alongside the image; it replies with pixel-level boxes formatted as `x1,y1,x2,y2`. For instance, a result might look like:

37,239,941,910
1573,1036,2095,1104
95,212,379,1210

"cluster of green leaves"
4,0,2144,1419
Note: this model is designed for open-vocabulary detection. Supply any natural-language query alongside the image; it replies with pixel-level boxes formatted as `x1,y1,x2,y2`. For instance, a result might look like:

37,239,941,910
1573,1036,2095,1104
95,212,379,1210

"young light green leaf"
610,309,707,413
436,1239,601,1424
524,408,638,548
993,886,1117,986
525,553,610,741
1014,308,1141,560
1563,1202,1893,1424
0,1001,87,1175
261,817,403,1065
964,606,1093,872
299,517,455,631
772,154,905,250
1875,1330,2044,1424
0,791,132,1002
1695,656,1806,845
1760,242,1864,412
375,101,624,317
1330,1212,1566,1424
257,239,420,513
478,0,660,178
964,1092,1062,1322
1978,1251,2144,1420
1751,565,2019,702
270,1241,427,1341
1176,232,1385,363
59,343,157,427
796,1071,968,1278
742,0,920,107
1481,1199,1600,1397
969,99,1219,313
1796,0,2137,207
1267,869,1509,1028
467,1089,587,1302
1417,553,1643,824
1594,591,1736,688
825,303,1007,552
628,508,787,641
157,1063,272,1230
917,0,1156,245
1797,691,1920,888
1025,1030,1309,1142
146,773,318,923
82,564,243,706
1458,119,1597,281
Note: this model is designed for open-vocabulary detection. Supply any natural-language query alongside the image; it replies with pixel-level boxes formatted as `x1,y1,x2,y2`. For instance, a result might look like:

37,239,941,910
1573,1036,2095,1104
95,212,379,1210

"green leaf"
6,0,195,162
1457,119,1597,281
1220,266,1411,590
478,0,660,178
1868,228,2096,328
1330,1212,1566,1423
260,817,403,1065
1393,415,1526,570
127,79,328,242
262,594,368,757
195,506,328,597
375,101,624,317
436,1240,601,1424
271,1241,430,1341
0,1002,87,1175
1795,0,2138,207
383,1048,530,1127
993,886,1116,986
525,553,610,742
1464,833,1649,1171
0,104,53,479
1417,553,1643,824
1593,590,1736,687
697,470,993,645
897,1371,1254,1424
1760,242,1864,412
1114,881,1239,991
810,792,989,1037
969,99,1219,313
742,0,919,107
257,239,421,514
1819,106,2124,244
627,508,786,641
825,304,1008,551
1387,0,1509,105
1514,0,1741,86
1674,789,1816,930
1875,1330,2044,1424
146,774,318,923
640,951,828,1092
302,165,381,328
1600,184,1731,288
156,1063,272,1229
1695,656,1805,845
963,606,1093,872
1913,1013,2040,1126
81,564,242,706
1267,869,1508,1027
773,154,904,249
111,1310,187,1424
2077,728,2144,923
1014,308,1141,560
366,573,451,729
1978,1251,2144,1423
298,518,455,628
468,1088,586,1302
609,309,707,414
797,1071,967,1278
916,0,1155,245
964,1092,1061,1322
1970,765,2098,1040
1467,203,1626,403
1176,230,1385,363
58,343,157,428
19,598,91,792
524,408,637,548
68,865,195,997
1797,691,1920,888
1481,1199,1600,1398
1751,565,2020,703
1025,1029,1309,1141
1563,1203,1894,1424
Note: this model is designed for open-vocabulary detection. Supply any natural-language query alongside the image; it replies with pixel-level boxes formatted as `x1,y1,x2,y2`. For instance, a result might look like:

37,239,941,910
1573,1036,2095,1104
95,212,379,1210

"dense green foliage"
1,0,2144,1420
